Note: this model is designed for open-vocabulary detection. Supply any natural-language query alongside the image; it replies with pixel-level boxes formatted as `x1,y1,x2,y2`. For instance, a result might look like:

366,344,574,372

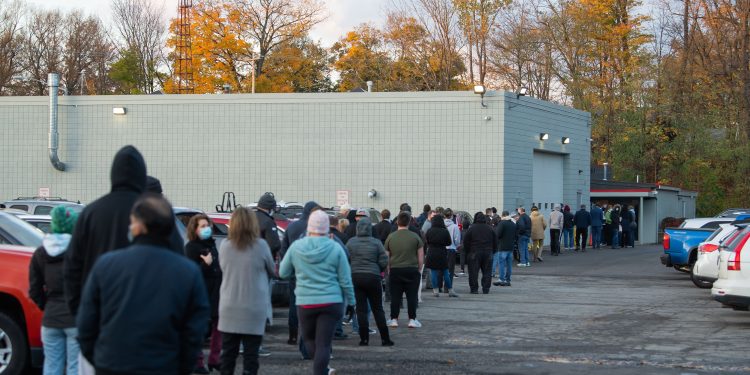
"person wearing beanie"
255,192,282,259
146,175,185,254
279,210,354,375
29,206,81,375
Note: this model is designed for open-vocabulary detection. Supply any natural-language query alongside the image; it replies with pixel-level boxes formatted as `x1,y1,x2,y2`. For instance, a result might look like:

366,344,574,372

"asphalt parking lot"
225,245,750,374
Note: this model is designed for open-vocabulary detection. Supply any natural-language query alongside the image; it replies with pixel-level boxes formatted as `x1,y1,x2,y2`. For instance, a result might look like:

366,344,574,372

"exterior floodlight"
113,107,126,115
539,133,549,141
473,85,487,108
368,189,378,199
517,87,528,99
562,137,570,144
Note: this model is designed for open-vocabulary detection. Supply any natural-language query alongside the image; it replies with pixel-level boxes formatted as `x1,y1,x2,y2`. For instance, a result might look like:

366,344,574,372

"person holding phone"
185,214,222,374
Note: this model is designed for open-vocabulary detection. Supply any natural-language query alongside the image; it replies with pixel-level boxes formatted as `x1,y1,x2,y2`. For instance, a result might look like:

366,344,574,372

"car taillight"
699,243,719,253
728,234,749,271
663,233,670,250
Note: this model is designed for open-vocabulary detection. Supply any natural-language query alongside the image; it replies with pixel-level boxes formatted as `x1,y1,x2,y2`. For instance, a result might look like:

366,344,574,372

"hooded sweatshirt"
445,218,461,251
279,236,355,306
281,201,319,259
463,214,497,253
64,145,147,315
346,219,389,276
29,234,76,328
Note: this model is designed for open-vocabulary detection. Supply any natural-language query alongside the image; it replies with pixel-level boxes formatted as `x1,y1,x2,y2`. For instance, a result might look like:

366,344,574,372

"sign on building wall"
336,190,350,207
38,187,50,198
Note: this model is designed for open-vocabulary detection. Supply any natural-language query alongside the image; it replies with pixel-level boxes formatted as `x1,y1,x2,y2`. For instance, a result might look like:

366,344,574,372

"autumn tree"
0,0,23,95
453,0,508,85
331,24,393,92
257,37,332,92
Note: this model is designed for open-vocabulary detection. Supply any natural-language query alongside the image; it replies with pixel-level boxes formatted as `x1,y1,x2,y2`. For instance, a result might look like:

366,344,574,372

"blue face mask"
199,226,212,240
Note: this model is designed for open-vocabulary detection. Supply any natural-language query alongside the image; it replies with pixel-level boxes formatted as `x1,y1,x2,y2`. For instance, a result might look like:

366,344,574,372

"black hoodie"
64,145,147,315
281,201,319,259
463,214,498,253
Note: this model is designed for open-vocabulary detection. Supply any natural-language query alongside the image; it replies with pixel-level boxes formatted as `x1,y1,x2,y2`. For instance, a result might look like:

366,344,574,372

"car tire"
690,264,713,289
0,312,28,375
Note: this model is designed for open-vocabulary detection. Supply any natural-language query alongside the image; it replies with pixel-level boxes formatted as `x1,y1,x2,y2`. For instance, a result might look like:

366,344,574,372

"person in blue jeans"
494,211,517,286
562,205,575,251
590,203,604,249
28,206,80,375
515,208,532,267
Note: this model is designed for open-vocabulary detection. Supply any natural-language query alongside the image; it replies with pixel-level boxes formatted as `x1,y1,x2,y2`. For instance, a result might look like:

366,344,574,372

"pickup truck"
661,217,747,274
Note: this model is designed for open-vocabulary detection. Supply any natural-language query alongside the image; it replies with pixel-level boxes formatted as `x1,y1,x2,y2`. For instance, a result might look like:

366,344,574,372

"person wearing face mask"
184,214,222,374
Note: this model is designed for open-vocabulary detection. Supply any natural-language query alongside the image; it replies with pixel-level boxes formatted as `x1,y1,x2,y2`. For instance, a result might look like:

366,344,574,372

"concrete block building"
0,91,590,216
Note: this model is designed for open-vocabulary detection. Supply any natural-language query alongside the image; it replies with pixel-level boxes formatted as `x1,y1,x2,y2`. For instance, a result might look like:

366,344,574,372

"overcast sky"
23,0,389,46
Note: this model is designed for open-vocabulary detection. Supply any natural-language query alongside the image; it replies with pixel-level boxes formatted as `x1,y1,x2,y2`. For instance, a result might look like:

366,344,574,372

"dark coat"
347,220,388,275
64,145,147,316
463,216,498,253
574,209,592,229
29,246,75,328
77,236,209,375
184,238,221,319
611,209,622,227
256,209,281,258
590,206,604,227
516,213,532,237
425,218,452,270
373,219,393,244
495,219,517,252
331,227,349,245
281,201,319,259
563,211,575,229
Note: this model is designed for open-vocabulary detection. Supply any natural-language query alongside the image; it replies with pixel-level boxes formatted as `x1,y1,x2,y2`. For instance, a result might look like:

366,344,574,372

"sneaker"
493,280,504,286
456,272,466,276
369,328,377,334
258,347,271,357
526,262,531,267
387,319,398,328
517,263,526,267
328,368,337,375
408,319,422,328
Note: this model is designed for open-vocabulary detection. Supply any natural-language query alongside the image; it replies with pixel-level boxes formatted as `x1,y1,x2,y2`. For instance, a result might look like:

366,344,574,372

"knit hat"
355,208,368,217
307,210,330,235
257,192,276,210
146,176,163,194
50,206,78,234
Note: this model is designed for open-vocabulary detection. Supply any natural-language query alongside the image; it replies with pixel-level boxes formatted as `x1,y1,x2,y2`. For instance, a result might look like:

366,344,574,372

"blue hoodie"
279,236,355,306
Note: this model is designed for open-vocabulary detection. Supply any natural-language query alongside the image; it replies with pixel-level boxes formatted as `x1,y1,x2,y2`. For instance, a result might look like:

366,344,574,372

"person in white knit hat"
279,210,355,375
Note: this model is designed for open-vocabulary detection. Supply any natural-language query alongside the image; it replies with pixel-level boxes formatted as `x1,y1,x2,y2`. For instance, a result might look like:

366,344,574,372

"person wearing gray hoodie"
346,218,393,347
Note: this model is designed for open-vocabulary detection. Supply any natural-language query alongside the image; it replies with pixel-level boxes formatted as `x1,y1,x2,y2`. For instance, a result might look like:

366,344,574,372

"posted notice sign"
38,187,50,198
336,190,350,207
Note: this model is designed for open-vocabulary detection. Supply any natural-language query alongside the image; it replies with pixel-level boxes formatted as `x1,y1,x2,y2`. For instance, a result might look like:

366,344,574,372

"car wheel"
0,312,27,375
690,264,713,289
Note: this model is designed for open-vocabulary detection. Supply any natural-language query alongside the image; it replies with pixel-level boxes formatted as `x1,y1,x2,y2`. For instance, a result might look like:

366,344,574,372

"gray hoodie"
346,219,389,276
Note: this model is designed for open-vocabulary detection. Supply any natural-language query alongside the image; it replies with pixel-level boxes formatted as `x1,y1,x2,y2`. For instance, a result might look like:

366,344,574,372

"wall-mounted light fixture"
562,137,570,144
113,107,127,115
539,133,549,141
473,85,487,108
517,87,528,99
368,189,378,199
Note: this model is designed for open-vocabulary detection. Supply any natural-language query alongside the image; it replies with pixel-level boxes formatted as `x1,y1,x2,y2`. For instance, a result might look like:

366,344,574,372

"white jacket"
549,210,564,230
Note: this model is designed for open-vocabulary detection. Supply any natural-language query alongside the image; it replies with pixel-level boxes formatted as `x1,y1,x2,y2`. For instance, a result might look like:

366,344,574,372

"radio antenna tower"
176,0,194,94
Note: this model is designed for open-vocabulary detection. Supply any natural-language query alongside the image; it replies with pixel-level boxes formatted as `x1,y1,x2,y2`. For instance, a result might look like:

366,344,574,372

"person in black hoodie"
64,145,147,317
145,175,186,254
77,194,209,375
255,192,282,259
425,215,459,297
184,213,222,374
611,204,622,249
463,213,497,294
29,206,80,374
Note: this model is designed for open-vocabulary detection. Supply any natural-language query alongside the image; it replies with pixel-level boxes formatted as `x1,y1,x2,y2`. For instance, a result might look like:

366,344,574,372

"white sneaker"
456,272,466,276
387,319,398,328
517,263,526,267
408,319,422,328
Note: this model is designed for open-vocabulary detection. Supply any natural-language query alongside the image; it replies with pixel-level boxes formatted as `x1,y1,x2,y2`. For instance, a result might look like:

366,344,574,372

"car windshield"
0,213,44,247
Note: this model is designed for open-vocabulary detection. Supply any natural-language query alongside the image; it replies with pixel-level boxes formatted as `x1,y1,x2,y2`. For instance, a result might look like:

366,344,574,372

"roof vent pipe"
48,73,65,171
366,81,373,93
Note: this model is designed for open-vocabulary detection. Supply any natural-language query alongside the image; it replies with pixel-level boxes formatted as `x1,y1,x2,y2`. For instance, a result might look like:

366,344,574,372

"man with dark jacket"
493,211,516,286
77,194,209,375
462,213,497,294
145,175,185,254
515,207,532,267
256,192,282,259
574,205,592,251
590,203,604,249
373,209,393,244
64,145,147,317
345,208,370,239
611,205,622,249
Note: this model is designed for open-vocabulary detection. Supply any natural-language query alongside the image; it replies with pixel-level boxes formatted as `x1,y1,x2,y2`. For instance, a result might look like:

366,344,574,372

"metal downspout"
48,73,65,171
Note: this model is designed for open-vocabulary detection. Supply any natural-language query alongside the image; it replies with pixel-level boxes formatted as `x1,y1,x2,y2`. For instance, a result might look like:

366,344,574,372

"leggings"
298,303,343,375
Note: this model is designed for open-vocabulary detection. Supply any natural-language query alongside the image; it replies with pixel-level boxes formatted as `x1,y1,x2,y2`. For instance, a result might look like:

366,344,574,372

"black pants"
352,273,390,343
220,332,262,375
468,250,493,293
298,303,343,375
550,229,561,255
389,267,420,320
576,228,589,250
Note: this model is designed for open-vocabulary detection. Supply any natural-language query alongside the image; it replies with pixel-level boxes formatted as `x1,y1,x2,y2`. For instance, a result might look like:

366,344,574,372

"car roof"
0,208,29,216
681,217,735,228
173,207,204,215
17,215,51,221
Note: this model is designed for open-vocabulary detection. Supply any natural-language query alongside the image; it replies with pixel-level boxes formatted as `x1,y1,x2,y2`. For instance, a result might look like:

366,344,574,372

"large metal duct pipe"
48,73,65,171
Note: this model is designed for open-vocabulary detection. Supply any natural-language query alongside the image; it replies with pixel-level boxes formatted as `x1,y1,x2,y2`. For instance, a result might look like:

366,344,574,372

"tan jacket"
530,211,547,240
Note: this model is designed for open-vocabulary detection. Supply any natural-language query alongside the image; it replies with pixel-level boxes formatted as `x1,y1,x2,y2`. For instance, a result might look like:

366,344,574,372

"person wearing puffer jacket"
346,218,393,347
28,206,80,375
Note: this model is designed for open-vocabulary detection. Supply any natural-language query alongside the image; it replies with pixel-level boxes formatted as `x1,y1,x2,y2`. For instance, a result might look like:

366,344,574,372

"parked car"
173,207,227,248
662,217,740,273
712,225,750,311
0,211,43,248
715,208,750,218
15,215,52,234
1,197,83,216
691,223,744,288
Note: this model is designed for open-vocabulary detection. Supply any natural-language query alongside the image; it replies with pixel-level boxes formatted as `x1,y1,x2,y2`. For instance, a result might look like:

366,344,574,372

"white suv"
692,224,742,288
712,226,750,310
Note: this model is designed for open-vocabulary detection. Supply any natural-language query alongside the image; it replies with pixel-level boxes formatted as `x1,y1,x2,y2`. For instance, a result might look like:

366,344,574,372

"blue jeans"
611,228,620,248
41,326,79,375
591,226,602,248
430,268,452,290
492,252,501,275
497,251,513,282
562,228,574,249
518,235,530,264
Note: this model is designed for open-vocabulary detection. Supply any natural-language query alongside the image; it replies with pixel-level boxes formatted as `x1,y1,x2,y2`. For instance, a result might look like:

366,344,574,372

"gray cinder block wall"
0,92,590,214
